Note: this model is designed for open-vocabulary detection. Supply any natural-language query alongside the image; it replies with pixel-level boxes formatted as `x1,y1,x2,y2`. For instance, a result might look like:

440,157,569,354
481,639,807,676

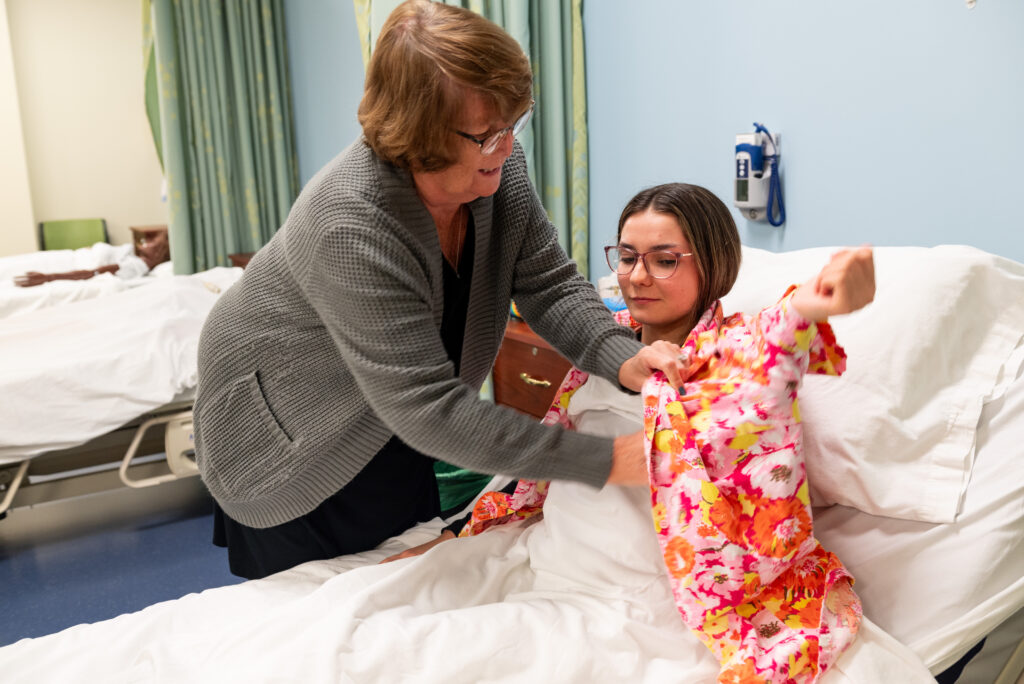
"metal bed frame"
0,401,197,517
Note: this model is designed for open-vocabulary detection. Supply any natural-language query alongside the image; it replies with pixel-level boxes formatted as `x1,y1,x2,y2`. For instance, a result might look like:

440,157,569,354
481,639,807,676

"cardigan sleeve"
289,184,617,490
499,146,642,386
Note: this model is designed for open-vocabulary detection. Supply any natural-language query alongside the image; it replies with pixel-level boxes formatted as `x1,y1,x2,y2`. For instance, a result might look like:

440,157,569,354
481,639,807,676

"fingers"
619,342,687,392
378,531,454,564
834,247,875,312
648,340,688,390
607,431,649,486
815,246,875,316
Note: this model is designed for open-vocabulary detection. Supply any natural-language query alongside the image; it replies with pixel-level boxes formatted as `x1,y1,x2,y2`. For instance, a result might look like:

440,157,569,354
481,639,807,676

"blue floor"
0,478,242,647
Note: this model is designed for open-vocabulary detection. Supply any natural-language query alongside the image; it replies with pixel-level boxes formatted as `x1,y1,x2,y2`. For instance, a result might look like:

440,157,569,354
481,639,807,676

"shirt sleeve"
114,254,150,279
753,286,847,382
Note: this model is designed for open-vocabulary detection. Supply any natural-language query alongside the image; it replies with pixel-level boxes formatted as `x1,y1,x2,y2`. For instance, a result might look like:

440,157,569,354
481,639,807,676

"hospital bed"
0,245,1021,683
0,266,243,517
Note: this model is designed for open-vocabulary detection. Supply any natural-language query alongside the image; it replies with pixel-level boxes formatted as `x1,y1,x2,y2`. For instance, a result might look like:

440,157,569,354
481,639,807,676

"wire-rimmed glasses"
455,100,535,155
604,246,693,279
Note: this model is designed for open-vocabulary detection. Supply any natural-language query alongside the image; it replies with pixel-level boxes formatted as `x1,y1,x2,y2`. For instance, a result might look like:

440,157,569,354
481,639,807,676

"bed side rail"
119,410,197,488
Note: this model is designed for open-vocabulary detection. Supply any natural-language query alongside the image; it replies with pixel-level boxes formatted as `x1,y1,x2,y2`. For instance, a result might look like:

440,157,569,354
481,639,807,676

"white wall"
0,0,35,257
3,0,166,256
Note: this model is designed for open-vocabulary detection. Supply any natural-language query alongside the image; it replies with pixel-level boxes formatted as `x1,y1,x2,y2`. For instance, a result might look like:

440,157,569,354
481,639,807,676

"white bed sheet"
0,245,176,321
0,522,934,684
0,383,936,684
0,267,242,462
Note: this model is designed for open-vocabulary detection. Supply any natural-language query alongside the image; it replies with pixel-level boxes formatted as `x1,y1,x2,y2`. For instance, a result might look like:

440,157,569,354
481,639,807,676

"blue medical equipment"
734,123,785,226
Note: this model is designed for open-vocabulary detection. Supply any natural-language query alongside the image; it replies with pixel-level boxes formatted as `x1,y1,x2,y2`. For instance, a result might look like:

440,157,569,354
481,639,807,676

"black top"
440,214,476,375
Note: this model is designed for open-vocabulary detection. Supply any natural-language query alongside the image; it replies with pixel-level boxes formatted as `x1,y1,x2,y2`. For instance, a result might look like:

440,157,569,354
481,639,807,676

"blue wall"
585,0,1024,268
285,0,365,186
284,1,1024,271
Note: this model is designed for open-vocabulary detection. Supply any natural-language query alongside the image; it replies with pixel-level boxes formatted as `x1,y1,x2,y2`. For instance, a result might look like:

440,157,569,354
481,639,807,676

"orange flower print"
719,659,766,684
663,536,696,579
749,498,811,558
708,494,745,545
782,596,823,630
698,522,718,538
783,548,841,595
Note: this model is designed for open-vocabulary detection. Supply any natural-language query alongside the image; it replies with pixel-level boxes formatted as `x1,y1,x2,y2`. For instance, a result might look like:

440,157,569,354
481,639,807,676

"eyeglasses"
455,100,535,155
604,246,693,279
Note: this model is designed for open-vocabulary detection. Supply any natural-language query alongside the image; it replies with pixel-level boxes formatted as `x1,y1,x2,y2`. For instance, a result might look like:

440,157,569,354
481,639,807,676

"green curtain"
145,0,299,274
353,0,590,276
353,0,590,516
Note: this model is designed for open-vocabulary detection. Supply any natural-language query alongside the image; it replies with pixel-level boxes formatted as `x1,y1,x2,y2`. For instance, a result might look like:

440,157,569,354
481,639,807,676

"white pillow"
721,245,1024,523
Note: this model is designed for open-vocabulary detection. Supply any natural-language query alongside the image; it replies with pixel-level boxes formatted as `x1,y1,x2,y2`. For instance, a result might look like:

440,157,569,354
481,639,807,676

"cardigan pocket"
200,371,296,502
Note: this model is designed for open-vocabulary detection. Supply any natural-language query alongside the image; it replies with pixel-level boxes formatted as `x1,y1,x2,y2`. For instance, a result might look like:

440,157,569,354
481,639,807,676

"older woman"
193,0,685,579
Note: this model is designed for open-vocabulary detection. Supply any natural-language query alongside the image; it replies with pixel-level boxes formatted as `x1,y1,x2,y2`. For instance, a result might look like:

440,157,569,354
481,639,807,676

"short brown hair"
617,183,742,318
358,0,533,172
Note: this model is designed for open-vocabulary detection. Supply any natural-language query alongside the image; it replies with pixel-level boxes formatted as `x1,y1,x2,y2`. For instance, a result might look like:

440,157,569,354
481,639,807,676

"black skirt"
213,435,441,579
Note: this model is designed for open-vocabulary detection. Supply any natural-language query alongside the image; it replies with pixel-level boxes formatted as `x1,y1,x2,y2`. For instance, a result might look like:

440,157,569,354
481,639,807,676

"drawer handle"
519,372,551,388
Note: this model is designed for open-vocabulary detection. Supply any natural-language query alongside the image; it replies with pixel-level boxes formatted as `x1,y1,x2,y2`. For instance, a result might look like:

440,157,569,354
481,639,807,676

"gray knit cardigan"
193,139,642,528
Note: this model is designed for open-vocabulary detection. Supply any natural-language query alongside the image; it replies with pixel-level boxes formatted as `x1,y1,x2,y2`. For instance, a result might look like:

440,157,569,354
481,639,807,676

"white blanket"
0,377,935,683
0,267,242,462
0,244,165,321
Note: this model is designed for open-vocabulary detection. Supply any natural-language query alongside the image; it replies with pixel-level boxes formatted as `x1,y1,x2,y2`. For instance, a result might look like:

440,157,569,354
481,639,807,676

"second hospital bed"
0,266,243,517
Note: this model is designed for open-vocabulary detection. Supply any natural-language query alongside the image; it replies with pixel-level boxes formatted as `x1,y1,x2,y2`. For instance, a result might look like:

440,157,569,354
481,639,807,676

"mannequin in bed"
12,229,170,287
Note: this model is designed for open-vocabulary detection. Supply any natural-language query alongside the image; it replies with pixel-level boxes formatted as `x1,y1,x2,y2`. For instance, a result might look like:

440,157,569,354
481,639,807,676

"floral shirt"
463,293,862,683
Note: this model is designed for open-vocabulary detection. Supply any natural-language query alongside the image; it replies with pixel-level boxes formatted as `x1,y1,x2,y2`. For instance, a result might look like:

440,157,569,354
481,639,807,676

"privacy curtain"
353,0,591,277
144,0,299,274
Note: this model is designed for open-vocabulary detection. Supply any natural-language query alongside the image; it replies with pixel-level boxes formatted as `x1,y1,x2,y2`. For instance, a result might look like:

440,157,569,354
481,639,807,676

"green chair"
38,218,109,250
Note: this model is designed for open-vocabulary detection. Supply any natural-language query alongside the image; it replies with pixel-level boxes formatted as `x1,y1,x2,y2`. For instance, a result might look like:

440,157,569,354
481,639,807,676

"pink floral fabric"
642,292,860,683
462,294,862,683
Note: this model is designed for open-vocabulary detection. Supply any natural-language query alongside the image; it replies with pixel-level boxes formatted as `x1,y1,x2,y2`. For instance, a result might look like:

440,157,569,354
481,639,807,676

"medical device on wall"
734,122,785,226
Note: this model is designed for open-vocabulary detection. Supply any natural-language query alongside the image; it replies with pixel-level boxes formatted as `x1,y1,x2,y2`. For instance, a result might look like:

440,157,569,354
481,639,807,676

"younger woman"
449,184,931,683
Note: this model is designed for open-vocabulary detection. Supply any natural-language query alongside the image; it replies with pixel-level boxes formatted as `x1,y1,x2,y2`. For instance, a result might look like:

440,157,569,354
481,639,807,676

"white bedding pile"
0,244,170,321
0,267,242,462
0,377,937,683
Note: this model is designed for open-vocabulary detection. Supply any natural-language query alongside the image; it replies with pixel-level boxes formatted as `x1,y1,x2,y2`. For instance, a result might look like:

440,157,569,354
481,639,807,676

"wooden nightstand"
492,319,572,419
228,252,256,268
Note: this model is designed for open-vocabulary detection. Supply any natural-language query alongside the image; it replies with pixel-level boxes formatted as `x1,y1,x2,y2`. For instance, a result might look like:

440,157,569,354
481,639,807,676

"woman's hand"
791,246,875,322
379,530,455,564
618,340,689,393
607,430,649,486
